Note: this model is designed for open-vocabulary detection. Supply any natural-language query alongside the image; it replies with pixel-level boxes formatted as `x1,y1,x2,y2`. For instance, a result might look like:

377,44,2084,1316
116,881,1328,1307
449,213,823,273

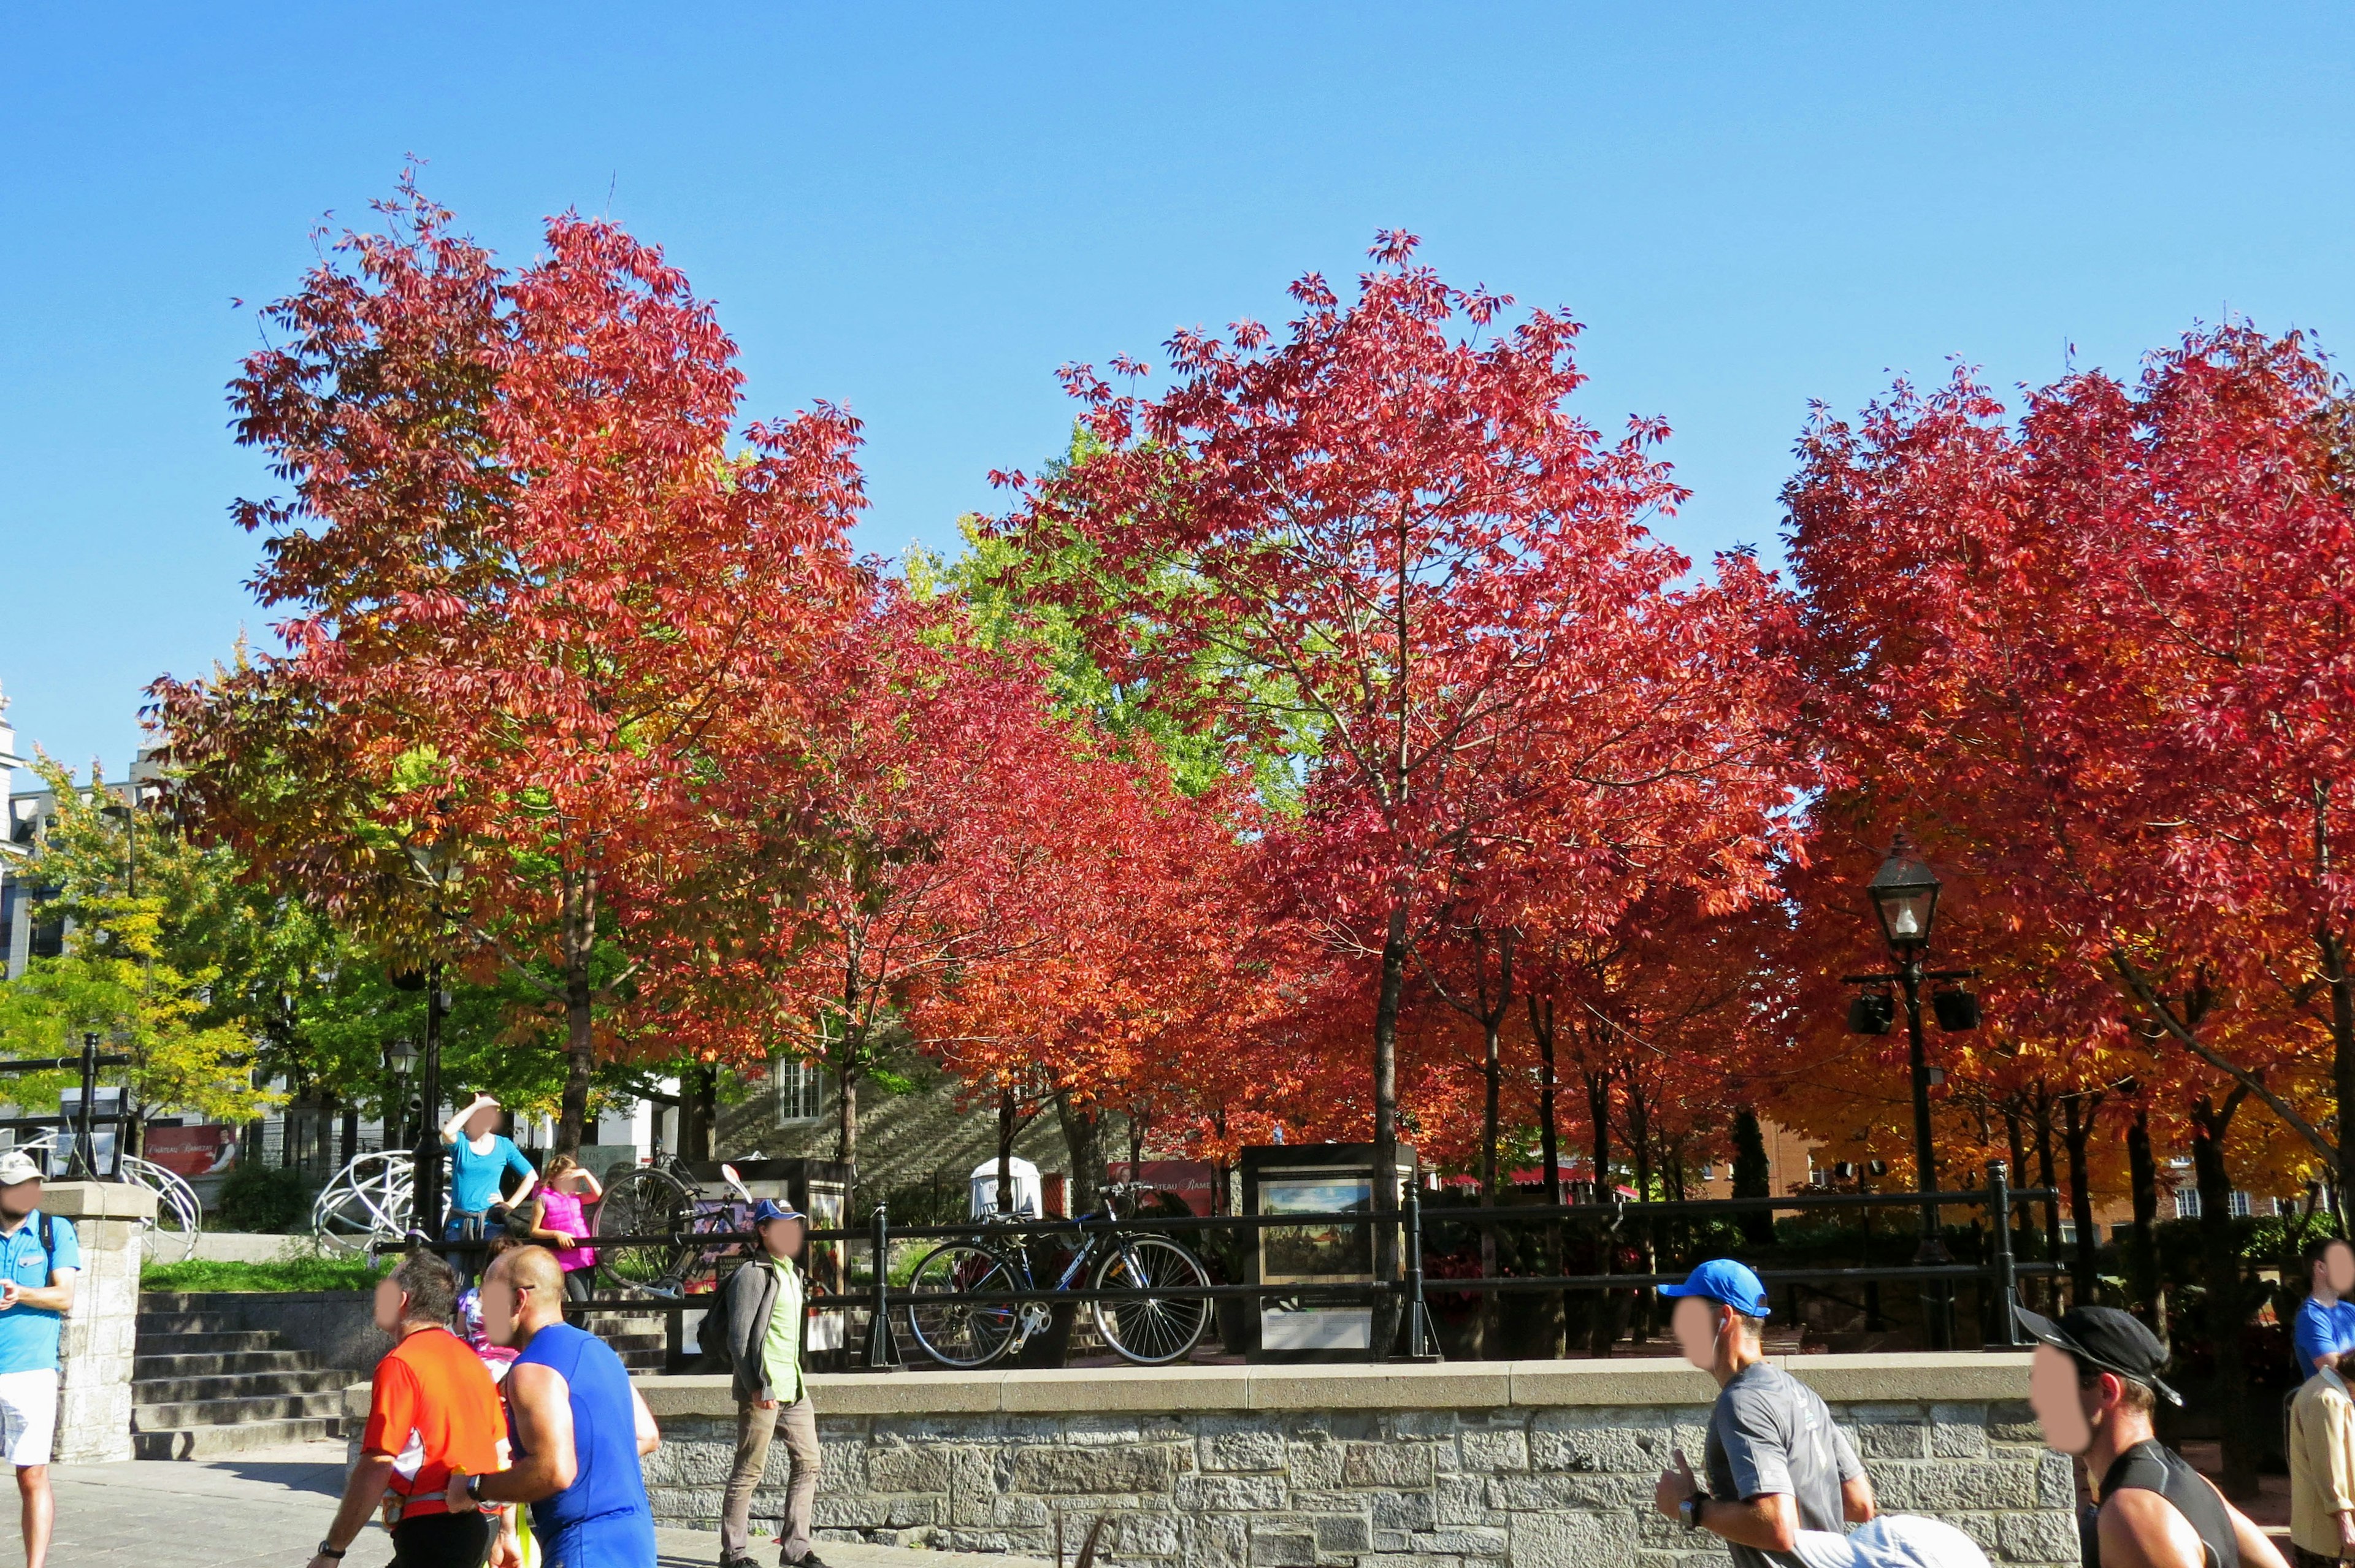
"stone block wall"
50,1180,156,1464
624,1361,2079,1568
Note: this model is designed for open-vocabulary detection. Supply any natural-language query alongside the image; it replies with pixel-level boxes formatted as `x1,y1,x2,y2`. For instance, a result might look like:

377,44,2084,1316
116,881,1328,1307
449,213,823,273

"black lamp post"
1843,830,1980,1350
402,838,461,1241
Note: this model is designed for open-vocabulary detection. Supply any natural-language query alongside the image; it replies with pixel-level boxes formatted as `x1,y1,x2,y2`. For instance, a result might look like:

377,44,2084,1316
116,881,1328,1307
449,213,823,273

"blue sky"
5,4,2352,775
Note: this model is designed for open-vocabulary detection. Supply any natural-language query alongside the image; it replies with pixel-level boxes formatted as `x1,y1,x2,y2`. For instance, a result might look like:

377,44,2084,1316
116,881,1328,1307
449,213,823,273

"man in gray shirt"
1653,1259,1877,1568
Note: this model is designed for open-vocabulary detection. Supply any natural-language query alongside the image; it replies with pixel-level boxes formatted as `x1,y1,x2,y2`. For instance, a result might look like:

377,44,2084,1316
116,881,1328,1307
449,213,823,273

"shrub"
215,1162,316,1233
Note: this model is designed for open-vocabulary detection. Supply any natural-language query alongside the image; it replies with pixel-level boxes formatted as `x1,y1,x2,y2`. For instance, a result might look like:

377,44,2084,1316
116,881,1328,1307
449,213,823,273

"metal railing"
409,1160,2062,1371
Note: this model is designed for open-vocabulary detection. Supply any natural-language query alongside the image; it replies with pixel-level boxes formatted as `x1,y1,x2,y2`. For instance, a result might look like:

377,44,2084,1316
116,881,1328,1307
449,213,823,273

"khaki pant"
721,1393,820,1562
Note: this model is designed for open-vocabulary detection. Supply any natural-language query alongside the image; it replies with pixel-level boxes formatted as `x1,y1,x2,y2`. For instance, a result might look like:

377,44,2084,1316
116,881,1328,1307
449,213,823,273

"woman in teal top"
440,1093,538,1274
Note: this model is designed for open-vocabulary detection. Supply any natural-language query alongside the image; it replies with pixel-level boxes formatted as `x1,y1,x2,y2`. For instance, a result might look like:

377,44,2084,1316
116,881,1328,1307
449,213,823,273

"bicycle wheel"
905,1242,1022,1369
595,1168,693,1293
1092,1234,1211,1365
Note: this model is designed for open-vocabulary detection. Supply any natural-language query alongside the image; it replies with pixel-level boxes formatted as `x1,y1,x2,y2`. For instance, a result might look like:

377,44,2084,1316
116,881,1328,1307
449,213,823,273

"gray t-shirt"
1704,1361,1866,1568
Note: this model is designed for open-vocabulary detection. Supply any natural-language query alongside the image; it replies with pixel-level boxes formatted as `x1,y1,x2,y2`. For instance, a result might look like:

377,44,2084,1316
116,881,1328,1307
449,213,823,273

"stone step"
134,1348,321,1379
131,1416,340,1460
132,1368,350,1404
134,1330,280,1356
132,1390,348,1429
134,1311,251,1336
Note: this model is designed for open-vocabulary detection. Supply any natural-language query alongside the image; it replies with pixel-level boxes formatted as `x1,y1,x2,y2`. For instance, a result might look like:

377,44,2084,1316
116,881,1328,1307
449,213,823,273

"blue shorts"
535,1509,657,1568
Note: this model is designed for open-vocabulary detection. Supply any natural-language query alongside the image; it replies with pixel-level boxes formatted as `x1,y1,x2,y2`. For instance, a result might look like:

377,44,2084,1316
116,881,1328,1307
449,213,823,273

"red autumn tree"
995,234,1804,1344
156,178,864,1152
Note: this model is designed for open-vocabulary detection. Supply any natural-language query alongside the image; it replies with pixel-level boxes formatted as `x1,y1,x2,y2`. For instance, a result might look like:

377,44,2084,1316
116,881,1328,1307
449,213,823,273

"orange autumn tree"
158,179,864,1152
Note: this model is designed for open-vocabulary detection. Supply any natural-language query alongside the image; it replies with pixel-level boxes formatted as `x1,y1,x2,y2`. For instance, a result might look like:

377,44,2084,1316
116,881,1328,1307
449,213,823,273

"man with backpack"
0,1150,75,1568
711,1198,823,1568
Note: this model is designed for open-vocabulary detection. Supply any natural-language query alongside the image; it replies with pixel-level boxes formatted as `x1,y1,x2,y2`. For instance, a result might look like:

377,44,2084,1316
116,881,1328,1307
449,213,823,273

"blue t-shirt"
2296,1293,2355,1374
0,1213,79,1375
446,1134,534,1215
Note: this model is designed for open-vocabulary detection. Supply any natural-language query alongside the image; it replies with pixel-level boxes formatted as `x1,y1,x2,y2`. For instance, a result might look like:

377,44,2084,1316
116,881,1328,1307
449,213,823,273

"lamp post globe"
1867,832,1942,952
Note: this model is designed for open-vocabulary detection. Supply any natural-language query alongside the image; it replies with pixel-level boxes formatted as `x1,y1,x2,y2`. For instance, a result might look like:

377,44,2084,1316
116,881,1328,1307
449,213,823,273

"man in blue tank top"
446,1245,661,1568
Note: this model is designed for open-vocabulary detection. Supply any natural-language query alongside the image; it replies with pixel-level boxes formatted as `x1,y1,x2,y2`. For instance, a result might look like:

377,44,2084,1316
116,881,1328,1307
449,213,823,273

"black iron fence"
410,1161,2064,1371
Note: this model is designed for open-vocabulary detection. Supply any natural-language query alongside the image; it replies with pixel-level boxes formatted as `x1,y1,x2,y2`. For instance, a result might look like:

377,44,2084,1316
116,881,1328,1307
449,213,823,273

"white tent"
969,1155,1042,1218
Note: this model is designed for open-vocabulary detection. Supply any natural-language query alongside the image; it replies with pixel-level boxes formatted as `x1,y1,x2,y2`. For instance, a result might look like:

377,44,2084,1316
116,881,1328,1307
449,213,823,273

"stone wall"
618,1358,2078,1568
50,1180,156,1464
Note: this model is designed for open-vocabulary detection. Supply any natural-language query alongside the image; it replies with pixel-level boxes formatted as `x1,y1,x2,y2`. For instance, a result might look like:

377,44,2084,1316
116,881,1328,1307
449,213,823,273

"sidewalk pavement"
34,1442,1050,1568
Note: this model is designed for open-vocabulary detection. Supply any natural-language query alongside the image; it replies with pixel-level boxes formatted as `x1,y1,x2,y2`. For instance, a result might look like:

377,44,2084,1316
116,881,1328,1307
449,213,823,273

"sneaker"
721,1556,761,1568
784,1554,832,1568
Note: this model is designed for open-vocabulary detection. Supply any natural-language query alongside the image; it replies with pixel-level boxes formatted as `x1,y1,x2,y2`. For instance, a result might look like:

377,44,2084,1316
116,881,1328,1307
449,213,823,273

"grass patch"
141,1255,389,1294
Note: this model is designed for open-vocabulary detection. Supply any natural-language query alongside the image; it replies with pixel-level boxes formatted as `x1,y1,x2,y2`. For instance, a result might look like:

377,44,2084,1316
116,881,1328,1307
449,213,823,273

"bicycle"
902,1181,1212,1367
591,1153,759,1298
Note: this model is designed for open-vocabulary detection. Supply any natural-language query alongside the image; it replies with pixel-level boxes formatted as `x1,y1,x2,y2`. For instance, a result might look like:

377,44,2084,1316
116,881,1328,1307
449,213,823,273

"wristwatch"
316,1542,347,1560
1679,1493,1709,1531
465,1475,486,1509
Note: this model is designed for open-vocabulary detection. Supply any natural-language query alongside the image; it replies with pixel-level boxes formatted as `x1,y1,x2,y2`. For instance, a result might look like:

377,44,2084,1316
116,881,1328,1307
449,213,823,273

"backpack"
697,1266,738,1367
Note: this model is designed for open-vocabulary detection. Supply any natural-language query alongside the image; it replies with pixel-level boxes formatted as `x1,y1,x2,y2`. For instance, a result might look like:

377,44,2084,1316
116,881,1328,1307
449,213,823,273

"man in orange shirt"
306,1249,508,1568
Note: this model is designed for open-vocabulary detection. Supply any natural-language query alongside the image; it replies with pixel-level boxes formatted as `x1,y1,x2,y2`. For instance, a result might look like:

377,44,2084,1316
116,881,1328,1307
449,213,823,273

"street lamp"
1842,830,1979,1350
384,1036,419,1147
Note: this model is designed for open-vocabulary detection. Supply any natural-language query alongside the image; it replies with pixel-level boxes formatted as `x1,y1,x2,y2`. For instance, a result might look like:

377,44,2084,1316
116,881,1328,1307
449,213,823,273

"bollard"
1401,1176,1439,1361
1989,1161,2023,1347
863,1201,902,1370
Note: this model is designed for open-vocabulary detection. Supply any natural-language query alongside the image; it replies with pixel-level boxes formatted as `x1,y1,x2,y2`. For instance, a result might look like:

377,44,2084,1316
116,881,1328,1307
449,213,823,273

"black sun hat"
2012,1302,2182,1407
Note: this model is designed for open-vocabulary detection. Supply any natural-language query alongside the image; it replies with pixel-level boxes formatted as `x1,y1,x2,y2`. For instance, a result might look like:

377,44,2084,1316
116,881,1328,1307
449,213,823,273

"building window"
2173,1188,2200,1220
2228,1190,2252,1219
775,1059,827,1123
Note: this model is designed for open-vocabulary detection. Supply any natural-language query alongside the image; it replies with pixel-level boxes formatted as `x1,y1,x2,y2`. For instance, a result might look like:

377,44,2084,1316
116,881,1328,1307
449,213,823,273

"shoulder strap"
36,1213,50,1261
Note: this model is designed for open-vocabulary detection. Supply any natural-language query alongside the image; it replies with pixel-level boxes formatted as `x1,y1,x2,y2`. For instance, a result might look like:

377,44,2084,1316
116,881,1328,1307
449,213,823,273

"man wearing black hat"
2016,1302,2286,1568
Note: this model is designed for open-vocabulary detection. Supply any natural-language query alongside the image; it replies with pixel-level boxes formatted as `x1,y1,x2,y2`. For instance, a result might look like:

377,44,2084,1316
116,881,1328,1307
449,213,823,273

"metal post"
71,1032,99,1179
412,961,445,1242
863,1201,902,1369
1901,959,1953,1348
1401,1172,1438,1361
1989,1161,2023,1347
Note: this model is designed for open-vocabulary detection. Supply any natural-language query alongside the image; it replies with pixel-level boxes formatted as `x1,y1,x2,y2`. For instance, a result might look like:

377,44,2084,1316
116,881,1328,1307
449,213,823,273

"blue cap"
1659,1258,1771,1317
750,1199,803,1225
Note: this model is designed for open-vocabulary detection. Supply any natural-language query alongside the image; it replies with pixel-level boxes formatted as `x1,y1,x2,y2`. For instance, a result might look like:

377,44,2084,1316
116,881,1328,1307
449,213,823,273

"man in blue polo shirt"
0,1150,78,1568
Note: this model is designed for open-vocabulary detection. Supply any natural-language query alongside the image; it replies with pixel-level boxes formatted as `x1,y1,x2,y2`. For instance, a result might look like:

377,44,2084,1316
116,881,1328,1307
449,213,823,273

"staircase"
587,1309,670,1372
133,1296,350,1458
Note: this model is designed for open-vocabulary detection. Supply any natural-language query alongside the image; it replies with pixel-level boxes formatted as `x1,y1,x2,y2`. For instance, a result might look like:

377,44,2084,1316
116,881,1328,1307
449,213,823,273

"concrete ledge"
350,1351,2037,1423
45,1180,158,1221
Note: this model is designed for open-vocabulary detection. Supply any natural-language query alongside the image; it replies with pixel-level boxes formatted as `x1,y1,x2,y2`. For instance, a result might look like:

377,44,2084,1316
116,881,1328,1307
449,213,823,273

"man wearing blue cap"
1653,1259,1876,1568
715,1198,825,1568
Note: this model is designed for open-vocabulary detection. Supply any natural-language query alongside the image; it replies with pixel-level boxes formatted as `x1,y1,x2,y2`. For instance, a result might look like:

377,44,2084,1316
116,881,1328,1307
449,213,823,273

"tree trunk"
833,1058,860,1174
1528,995,1566,1357
1368,898,1409,1359
681,1065,715,1163
340,1101,358,1168
2005,1103,2032,1278
556,867,598,1157
2323,924,2355,1206
2127,1107,2164,1334
1478,1009,1503,1357
1584,1060,1616,1355
2033,1084,2062,1309
1055,1090,1106,1218
2191,1087,2257,1500
1628,1078,1656,1340
1731,1108,1774,1247
996,1086,1018,1217
2062,1092,2103,1304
